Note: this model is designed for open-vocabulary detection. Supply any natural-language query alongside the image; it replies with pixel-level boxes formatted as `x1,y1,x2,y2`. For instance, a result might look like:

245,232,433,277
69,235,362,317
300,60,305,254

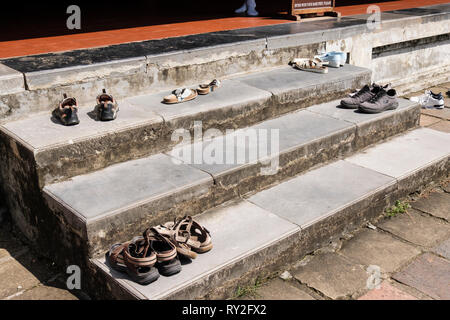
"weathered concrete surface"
339,230,420,273
169,108,355,200
0,66,368,186
0,63,24,96
293,253,367,300
346,127,450,197
358,281,417,300
248,160,396,228
378,208,450,247
92,200,300,300
393,253,450,300
412,191,450,221
307,98,420,149
44,153,213,257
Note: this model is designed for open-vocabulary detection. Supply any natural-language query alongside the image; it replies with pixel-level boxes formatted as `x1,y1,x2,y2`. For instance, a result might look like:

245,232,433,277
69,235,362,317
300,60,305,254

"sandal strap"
174,88,192,102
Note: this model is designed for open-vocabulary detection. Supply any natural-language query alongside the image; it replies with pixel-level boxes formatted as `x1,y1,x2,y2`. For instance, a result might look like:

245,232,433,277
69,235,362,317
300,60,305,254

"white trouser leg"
246,0,259,16
234,1,247,13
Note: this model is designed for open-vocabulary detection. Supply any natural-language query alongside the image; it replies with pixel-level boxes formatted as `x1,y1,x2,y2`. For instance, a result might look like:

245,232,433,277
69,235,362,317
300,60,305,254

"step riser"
90,154,449,300
42,102,419,259
20,70,371,188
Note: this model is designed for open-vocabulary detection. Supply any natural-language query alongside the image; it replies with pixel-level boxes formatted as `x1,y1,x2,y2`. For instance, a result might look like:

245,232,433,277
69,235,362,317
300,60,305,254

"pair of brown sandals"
107,216,212,285
52,89,119,126
163,79,221,104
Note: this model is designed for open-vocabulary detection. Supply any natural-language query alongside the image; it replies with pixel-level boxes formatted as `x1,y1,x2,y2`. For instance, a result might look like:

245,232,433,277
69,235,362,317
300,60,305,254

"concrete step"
43,97,419,258
0,64,370,187
89,127,450,300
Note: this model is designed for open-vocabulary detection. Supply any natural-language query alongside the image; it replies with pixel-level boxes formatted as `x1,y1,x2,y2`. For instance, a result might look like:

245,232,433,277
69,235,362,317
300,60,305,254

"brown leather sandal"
155,216,212,259
142,228,181,276
122,236,160,285
163,88,198,104
197,79,221,95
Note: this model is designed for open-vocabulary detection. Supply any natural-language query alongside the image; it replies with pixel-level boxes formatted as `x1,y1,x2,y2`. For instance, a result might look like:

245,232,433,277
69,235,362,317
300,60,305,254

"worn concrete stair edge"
42,97,418,258
88,127,450,300
0,64,370,188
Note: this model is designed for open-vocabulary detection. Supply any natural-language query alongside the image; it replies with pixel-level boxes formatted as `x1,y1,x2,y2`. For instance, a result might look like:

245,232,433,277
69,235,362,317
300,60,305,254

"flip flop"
197,79,221,95
163,88,198,104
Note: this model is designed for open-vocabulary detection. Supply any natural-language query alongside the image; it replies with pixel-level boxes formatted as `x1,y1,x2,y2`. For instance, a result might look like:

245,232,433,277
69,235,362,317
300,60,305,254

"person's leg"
246,0,259,16
235,1,247,13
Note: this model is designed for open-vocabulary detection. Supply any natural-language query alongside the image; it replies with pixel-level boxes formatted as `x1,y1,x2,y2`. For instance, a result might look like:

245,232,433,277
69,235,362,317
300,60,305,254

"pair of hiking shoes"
340,83,398,113
107,216,212,285
52,89,119,126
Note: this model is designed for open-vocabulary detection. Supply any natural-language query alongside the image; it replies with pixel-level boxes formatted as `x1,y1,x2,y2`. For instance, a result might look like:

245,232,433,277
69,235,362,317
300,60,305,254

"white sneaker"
410,90,445,109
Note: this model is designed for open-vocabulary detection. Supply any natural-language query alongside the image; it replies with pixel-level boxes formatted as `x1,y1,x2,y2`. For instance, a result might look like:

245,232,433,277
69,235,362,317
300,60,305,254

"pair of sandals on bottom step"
52,89,119,126
163,79,221,104
107,216,212,285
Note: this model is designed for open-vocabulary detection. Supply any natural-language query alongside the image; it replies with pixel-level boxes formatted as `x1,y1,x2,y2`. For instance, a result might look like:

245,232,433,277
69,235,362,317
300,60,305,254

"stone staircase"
1,61,449,300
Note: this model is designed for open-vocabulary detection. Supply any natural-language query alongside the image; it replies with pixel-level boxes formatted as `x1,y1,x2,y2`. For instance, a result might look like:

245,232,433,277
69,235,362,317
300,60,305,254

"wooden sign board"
289,0,339,20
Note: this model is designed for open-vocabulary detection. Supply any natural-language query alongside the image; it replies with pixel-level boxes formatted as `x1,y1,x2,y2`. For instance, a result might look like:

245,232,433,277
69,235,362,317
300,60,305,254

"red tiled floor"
0,0,448,59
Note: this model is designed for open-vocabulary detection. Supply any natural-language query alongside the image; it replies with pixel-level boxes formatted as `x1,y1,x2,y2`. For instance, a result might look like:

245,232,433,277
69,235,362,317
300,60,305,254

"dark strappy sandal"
143,228,181,276
52,94,80,126
122,236,160,285
95,89,119,121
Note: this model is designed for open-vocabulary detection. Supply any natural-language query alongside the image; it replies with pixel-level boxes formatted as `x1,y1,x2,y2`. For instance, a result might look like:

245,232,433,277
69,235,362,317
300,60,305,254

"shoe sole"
340,101,359,109
358,102,399,114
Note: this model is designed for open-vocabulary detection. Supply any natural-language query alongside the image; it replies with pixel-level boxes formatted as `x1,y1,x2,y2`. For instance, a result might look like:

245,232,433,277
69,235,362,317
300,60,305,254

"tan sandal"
197,79,221,95
155,215,212,259
163,88,198,104
289,58,328,74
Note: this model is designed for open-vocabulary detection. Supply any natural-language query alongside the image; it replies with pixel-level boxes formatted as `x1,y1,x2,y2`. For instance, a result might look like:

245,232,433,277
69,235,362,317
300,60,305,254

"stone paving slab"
339,230,420,273
94,200,299,300
243,278,315,300
421,108,450,121
412,191,450,221
433,238,450,260
9,283,78,300
248,160,396,228
420,114,442,127
293,252,367,300
357,281,417,300
393,253,450,300
378,208,450,247
0,255,55,299
44,153,213,221
346,128,450,179
429,120,450,133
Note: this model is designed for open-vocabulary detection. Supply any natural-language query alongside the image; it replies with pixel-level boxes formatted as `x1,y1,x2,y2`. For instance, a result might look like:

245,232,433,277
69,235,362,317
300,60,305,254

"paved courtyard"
241,180,450,300
0,84,449,300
